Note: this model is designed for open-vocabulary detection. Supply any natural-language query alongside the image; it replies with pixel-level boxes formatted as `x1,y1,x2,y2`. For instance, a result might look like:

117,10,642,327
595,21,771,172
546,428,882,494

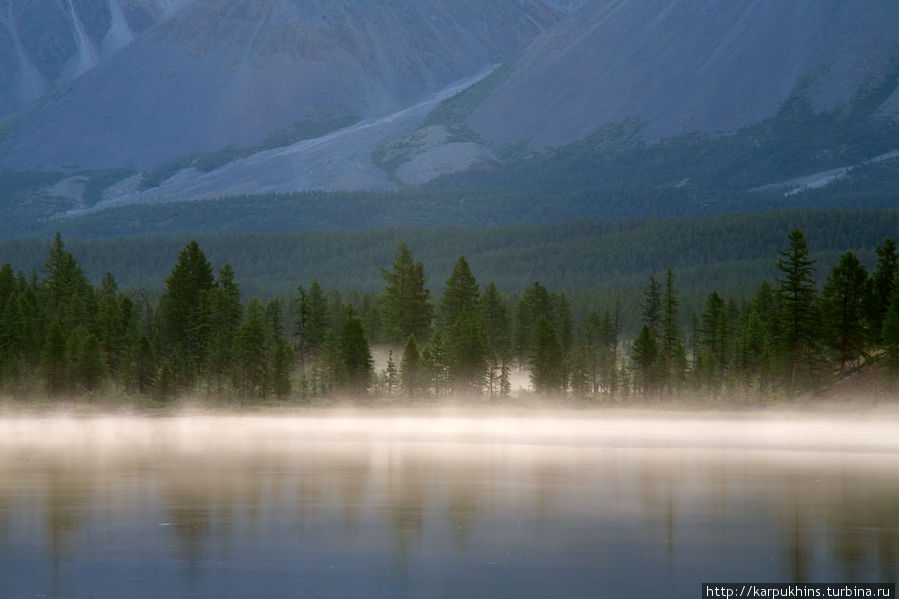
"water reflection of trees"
0,442,897,586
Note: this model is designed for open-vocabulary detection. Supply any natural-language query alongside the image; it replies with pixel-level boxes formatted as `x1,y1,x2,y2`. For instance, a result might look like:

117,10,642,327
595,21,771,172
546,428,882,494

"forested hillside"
1,209,894,300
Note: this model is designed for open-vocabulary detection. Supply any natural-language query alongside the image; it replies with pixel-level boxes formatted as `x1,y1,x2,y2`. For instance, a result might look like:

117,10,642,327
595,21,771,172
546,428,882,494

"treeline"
1,231,899,403
3,209,897,300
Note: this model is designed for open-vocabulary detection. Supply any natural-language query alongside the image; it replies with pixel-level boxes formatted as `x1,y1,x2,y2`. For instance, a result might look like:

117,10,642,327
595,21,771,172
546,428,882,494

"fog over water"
0,409,896,597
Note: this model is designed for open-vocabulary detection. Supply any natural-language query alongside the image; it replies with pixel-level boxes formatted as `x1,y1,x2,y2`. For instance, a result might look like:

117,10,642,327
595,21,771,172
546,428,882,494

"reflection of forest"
0,428,896,586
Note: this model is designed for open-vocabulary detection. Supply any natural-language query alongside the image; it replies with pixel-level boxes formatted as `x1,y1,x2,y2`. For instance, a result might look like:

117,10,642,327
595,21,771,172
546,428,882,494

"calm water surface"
0,412,896,598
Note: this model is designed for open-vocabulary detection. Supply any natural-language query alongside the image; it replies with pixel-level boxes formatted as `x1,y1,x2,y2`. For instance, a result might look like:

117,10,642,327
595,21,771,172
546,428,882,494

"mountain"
0,0,557,170
2,0,899,238
0,0,186,119
464,0,899,146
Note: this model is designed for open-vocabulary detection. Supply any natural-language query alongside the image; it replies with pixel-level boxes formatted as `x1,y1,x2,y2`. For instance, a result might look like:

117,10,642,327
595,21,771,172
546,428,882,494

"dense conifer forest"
2,227,898,404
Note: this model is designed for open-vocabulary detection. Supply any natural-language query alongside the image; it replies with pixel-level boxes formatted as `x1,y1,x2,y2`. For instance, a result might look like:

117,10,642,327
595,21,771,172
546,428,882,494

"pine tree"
232,299,269,400
439,256,480,330
631,324,658,396
295,279,330,365
642,274,662,336
400,335,422,399
776,230,819,393
384,350,399,398
881,299,899,368
272,339,293,399
379,243,434,343
481,282,511,358
447,310,489,395
42,233,96,331
337,307,373,397
867,238,897,344
661,269,683,394
158,240,215,390
207,264,243,396
529,316,564,394
513,282,552,367
41,320,67,396
821,252,869,374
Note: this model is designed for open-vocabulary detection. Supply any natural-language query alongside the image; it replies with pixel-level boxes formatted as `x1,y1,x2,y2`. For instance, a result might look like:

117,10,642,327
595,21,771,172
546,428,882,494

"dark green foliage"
2,227,899,403
206,264,243,394
481,282,511,358
439,256,480,330
820,252,870,373
379,243,434,343
40,320,67,396
447,310,490,395
529,317,564,394
272,339,293,400
882,301,899,368
336,308,373,396
232,299,269,400
158,241,215,388
400,336,422,398
776,230,820,392
631,324,659,395
297,280,329,353
867,238,897,344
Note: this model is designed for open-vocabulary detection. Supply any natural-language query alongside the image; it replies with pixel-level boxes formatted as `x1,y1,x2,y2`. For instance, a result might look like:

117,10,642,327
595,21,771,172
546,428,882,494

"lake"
0,410,896,598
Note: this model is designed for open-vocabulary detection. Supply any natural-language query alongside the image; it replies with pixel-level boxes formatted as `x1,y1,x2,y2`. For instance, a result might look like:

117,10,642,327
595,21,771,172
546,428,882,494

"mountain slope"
0,0,186,119
0,0,556,170
466,0,899,146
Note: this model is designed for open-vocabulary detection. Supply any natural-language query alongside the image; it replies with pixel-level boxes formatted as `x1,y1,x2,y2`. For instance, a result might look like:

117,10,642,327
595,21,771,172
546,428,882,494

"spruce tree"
776,230,819,393
821,252,869,374
158,241,215,389
232,299,269,400
400,335,421,399
447,310,489,395
631,324,658,396
481,282,511,358
337,307,373,396
529,316,564,394
439,256,480,330
41,320,67,396
379,243,433,343
207,264,243,395
867,238,897,344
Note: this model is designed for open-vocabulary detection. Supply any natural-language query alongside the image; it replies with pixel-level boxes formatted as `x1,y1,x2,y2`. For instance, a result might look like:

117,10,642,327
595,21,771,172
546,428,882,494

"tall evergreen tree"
631,324,659,396
42,233,96,331
447,310,489,395
513,282,552,367
379,243,433,343
158,241,215,389
481,282,511,359
232,299,269,400
400,335,422,399
867,238,897,344
41,320,68,396
337,307,373,396
529,316,564,394
295,279,330,364
439,256,480,330
661,269,683,394
207,264,243,395
776,230,819,393
821,252,869,374
642,274,662,336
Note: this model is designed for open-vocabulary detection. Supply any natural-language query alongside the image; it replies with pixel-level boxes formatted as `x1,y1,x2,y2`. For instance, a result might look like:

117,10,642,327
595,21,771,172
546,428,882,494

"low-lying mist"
2,405,897,455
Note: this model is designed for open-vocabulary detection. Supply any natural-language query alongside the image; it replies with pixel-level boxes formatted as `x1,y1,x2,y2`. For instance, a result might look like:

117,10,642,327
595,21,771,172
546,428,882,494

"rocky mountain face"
465,0,899,146
0,0,186,118
2,0,898,225
0,0,557,169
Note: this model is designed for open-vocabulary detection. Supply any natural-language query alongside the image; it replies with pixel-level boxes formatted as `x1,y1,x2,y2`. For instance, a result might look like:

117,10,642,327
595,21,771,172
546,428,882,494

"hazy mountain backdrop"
0,0,897,238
